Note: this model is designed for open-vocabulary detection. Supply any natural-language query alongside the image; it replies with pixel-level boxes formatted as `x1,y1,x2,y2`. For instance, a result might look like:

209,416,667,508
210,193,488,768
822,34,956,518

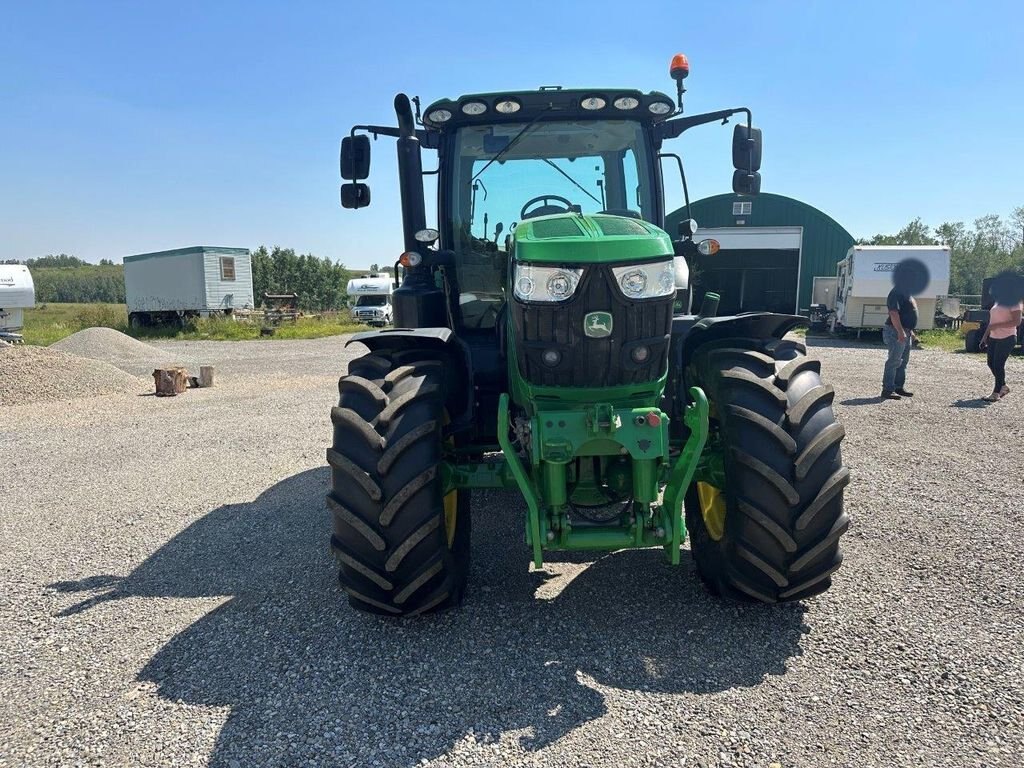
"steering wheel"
520,194,575,220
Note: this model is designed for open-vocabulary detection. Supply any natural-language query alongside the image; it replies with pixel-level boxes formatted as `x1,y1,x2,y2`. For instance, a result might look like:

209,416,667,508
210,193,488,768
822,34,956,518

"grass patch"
166,315,366,341
915,328,968,352
22,303,365,345
22,303,129,345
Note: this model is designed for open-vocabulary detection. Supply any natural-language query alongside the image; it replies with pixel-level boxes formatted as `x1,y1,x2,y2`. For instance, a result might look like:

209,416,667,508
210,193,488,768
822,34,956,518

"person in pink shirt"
979,297,1022,401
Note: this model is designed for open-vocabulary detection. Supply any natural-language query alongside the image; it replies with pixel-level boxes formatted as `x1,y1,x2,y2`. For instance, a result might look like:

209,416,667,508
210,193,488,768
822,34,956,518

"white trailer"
347,275,393,326
123,246,254,327
0,265,36,342
832,245,951,332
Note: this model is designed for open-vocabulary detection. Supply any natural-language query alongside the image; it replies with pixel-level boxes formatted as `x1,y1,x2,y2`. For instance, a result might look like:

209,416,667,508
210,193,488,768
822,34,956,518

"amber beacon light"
670,53,690,81
669,53,689,111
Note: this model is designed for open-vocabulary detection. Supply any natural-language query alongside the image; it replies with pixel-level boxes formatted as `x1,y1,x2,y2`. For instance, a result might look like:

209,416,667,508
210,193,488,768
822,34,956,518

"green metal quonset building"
666,193,854,316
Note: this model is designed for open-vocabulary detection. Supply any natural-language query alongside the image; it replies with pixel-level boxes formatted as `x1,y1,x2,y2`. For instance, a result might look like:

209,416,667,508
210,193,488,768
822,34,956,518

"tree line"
0,255,127,303
250,246,355,311
2,248,372,310
859,207,1024,296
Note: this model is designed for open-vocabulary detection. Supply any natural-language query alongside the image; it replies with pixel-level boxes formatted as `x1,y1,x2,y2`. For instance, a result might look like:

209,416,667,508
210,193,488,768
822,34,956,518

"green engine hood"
513,213,673,263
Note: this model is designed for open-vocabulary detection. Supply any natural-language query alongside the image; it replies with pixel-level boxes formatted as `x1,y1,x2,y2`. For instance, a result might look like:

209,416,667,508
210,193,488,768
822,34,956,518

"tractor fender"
675,312,807,365
346,327,474,425
663,313,807,437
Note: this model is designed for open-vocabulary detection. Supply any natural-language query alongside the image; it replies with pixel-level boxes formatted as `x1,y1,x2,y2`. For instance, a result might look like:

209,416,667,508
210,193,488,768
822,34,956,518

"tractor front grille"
510,263,673,388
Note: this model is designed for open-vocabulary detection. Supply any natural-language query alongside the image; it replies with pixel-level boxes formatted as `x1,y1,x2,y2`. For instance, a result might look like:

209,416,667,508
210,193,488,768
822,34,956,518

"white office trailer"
0,265,36,342
123,246,254,327
832,245,951,332
347,275,394,326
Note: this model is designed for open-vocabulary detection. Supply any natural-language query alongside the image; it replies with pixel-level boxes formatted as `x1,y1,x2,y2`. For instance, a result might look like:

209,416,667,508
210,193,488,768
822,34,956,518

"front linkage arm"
660,387,709,565
493,388,710,569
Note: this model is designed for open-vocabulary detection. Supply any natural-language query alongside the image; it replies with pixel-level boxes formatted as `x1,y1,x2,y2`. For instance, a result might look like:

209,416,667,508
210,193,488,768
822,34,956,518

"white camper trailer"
0,265,36,343
347,275,393,326
832,246,951,332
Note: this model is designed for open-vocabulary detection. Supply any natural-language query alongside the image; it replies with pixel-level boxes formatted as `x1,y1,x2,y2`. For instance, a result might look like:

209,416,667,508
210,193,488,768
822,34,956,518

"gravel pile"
53,327,197,378
0,335,1022,767
0,344,146,405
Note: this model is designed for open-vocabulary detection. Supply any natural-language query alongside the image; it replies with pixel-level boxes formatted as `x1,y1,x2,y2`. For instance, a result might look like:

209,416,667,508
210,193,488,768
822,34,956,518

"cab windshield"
449,119,654,329
355,295,388,307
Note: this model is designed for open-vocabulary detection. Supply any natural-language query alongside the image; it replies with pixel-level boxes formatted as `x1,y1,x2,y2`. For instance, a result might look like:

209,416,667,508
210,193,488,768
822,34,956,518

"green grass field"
21,303,365,346
914,328,968,352
803,326,968,352
21,303,975,352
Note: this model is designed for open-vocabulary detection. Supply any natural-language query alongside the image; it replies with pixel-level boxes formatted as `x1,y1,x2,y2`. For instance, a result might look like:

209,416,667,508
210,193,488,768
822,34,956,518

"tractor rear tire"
685,337,850,603
327,350,470,616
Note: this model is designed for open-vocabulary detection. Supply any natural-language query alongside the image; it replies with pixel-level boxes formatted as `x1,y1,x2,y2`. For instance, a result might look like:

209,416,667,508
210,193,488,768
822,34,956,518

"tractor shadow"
49,469,808,767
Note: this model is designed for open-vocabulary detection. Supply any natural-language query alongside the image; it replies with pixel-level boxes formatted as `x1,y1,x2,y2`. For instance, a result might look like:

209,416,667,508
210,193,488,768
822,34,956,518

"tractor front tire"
964,329,981,353
327,350,470,616
685,337,850,603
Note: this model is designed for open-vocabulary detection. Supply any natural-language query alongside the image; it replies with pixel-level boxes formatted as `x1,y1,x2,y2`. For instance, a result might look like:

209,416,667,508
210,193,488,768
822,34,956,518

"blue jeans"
882,324,911,391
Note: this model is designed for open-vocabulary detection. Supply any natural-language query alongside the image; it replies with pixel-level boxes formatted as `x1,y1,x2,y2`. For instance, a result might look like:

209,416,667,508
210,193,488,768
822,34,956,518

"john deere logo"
584,311,613,338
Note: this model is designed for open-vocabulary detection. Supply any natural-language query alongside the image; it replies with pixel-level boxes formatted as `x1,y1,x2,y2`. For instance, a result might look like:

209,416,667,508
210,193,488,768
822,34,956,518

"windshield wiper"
472,107,553,182
542,159,602,206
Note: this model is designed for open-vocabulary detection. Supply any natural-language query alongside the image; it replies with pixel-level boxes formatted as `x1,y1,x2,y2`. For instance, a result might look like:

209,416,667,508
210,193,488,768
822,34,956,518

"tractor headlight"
612,260,675,299
513,263,583,302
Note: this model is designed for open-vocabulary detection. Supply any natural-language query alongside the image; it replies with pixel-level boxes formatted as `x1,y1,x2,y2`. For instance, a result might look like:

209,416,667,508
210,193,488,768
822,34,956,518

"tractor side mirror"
341,183,371,209
341,135,371,180
731,124,762,172
732,170,761,196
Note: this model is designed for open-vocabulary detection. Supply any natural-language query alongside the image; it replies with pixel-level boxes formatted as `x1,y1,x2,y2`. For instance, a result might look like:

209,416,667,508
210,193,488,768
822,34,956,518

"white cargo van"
832,246,950,332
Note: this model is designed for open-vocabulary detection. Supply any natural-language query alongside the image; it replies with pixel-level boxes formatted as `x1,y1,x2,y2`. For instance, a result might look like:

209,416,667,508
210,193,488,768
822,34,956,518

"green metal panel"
666,193,854,311
514,213,672,264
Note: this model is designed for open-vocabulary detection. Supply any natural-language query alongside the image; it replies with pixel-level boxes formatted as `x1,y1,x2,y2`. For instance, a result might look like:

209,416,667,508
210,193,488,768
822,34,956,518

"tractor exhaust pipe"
394,93,427,252
392,93,446,328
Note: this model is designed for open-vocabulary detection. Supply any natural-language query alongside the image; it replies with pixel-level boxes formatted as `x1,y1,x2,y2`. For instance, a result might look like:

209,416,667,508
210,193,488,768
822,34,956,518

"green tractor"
330,55,850,615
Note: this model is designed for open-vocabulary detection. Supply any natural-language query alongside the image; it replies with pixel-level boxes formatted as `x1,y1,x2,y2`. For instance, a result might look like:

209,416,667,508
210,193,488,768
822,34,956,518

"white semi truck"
347,275,393,326
832,245,951,333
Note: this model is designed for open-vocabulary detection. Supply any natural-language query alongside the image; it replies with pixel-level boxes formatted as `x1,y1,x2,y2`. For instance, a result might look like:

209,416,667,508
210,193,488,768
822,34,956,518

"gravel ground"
53,328,198,378
1,335,1022,767
0,345,146,406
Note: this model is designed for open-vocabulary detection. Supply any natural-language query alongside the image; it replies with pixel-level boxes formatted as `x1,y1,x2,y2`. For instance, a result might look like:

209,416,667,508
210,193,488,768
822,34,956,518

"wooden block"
153,367,189,397
199,365,215,388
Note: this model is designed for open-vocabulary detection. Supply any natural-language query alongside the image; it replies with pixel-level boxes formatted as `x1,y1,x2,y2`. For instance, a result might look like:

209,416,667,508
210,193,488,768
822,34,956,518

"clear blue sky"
2,0,1021,268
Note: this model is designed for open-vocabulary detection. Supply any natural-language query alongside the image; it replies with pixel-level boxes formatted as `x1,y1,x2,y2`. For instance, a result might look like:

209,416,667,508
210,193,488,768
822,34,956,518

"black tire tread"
686,336,849,603
788,384,836,429
327,350,469,616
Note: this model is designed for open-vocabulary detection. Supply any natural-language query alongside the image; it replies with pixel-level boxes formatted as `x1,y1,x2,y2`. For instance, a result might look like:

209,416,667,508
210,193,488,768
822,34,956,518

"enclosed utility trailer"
832,245,950,333
0,265,36,342
123,246,254,327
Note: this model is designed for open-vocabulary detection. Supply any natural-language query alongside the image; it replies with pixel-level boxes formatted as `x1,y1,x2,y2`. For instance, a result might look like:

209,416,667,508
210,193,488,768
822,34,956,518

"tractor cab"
426,90,666,331
340,78,762,337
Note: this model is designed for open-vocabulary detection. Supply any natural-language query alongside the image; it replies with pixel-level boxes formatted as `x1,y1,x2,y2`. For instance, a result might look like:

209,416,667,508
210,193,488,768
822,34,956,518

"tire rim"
443,491,458,548
697,482,726,541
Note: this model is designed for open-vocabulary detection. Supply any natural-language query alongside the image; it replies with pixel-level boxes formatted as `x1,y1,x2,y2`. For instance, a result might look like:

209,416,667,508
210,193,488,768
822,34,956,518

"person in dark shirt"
881,285,919,400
